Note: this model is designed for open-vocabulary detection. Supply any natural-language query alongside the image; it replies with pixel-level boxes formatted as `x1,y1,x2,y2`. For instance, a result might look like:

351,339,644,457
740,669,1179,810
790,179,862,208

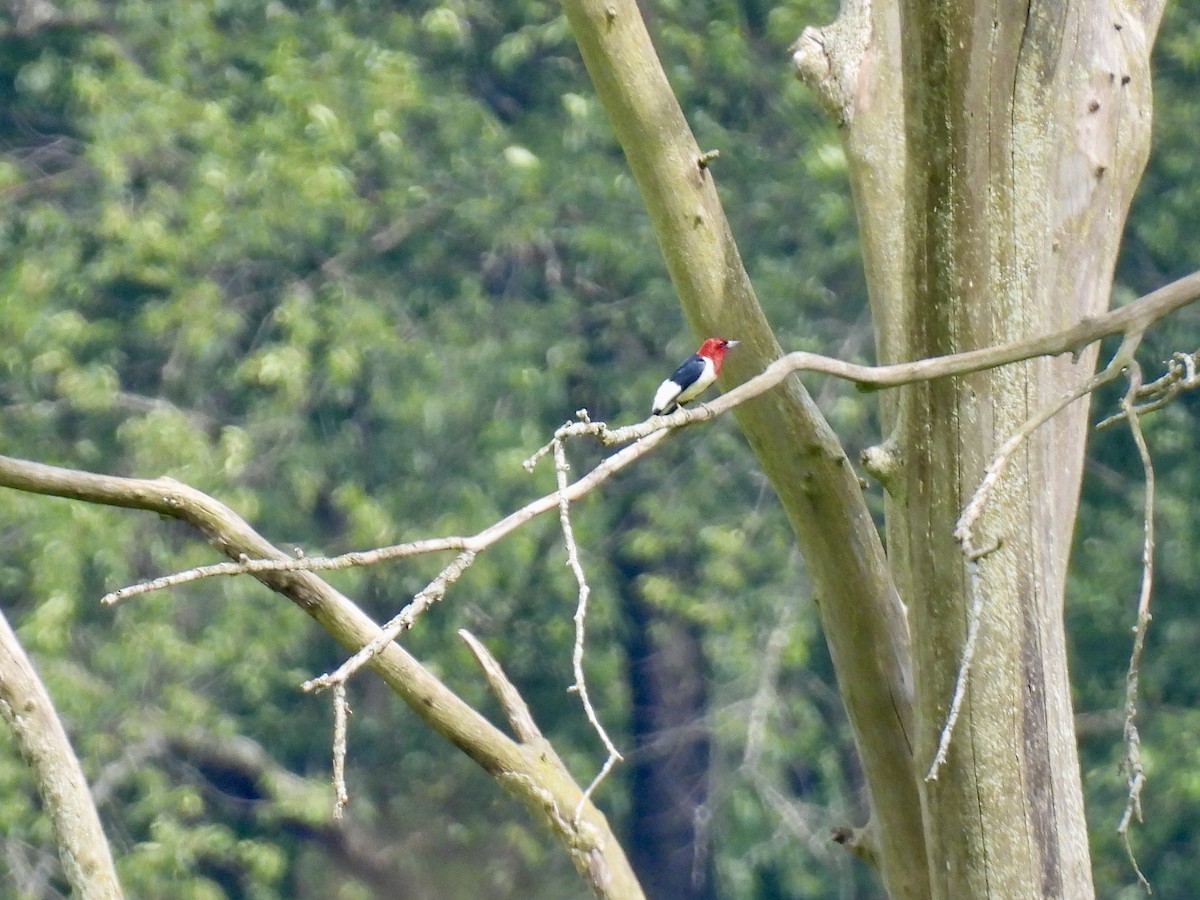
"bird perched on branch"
651,337,739,415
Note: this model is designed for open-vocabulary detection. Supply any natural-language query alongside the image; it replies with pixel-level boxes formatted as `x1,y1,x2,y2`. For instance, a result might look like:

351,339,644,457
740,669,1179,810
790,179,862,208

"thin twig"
928,343,1137,781
955,336,1139,550
332,684,350,819
106,428,674,604
299,432,673,695
923,556,988,783
102,538,471,604
1117,362,1155,895
553,439,623,820
1097,349,1200,429
303,551,476,692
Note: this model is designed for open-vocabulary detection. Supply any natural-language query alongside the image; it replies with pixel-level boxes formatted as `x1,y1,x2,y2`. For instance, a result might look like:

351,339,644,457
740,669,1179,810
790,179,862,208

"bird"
651,337,739,415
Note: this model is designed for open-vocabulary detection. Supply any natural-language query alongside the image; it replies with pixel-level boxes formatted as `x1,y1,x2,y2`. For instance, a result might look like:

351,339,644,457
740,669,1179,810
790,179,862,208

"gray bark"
803,0,1165,894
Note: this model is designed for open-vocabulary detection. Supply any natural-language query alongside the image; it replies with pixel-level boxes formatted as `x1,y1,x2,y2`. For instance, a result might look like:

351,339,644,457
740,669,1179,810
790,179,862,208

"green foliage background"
0,0,1196,897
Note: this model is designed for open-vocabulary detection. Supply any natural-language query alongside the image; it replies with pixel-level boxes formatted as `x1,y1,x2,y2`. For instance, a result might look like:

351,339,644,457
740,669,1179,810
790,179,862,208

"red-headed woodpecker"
651,337,739,415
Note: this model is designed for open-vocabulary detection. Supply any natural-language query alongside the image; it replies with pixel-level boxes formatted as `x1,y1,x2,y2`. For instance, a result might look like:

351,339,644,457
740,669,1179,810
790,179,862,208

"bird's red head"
697,337,738,372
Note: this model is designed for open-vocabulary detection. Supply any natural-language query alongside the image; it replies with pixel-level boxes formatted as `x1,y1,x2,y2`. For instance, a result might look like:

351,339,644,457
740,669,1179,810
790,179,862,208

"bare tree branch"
0,605,123,899
458,629,549,748
1097,349,1200,429
0,456,644,899
552,438,623,819
1117,363,1156,895
332,684,350,819
303,551,476,692
103,428,672,604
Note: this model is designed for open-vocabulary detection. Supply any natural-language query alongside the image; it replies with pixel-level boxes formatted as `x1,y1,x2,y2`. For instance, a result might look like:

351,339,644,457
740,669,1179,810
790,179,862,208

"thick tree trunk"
805,0,1164,894
896,2,1161,895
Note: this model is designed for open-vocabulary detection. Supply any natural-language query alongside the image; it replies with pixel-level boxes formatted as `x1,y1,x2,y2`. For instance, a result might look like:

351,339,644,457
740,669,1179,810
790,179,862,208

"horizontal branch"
102,428,672,603
92,268,1200,605
709,268,1200,410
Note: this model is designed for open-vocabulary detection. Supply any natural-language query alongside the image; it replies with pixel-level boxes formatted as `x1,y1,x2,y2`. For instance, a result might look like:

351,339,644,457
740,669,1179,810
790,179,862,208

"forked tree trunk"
568,0,1165,893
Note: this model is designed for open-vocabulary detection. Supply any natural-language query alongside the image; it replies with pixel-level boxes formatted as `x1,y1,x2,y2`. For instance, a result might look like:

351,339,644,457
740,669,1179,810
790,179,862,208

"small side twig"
1117,362,1155,895
332,684,350,819
303,551,476,693
523,404,714,472
459,629,544,745
102,538,472,605
923,542,996,782
955,336,1138,551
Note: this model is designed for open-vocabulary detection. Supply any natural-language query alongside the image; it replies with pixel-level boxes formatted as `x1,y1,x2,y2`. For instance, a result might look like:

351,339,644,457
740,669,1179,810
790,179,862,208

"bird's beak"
727,340,740,347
